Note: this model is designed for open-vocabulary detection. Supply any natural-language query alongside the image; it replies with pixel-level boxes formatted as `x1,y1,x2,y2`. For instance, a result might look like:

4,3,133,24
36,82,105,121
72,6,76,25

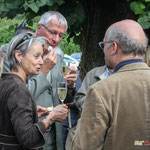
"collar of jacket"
113,59,143,73
115,62,149,73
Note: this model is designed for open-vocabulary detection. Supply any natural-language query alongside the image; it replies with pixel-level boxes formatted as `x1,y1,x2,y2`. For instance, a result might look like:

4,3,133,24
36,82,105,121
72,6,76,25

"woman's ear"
15,50,22,63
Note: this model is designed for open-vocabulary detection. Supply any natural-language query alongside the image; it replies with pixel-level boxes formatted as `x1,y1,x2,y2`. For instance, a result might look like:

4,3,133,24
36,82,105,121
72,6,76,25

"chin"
35,71,40,75
31,71,39,75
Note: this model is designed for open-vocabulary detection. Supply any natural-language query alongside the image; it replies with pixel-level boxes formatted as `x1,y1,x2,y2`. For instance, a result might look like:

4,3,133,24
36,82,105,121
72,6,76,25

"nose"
39,56,44,65
53,34,60,43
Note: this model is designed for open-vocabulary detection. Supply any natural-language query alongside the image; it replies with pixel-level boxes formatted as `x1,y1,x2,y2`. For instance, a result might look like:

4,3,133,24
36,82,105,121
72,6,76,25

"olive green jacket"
73,63,150,150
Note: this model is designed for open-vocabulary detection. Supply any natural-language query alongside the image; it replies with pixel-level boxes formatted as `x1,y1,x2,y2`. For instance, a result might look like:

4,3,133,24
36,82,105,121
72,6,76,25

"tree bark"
79,0,137,80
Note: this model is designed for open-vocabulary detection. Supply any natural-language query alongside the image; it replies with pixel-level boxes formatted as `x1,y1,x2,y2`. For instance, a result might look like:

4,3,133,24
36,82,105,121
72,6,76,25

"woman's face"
21,41,44,76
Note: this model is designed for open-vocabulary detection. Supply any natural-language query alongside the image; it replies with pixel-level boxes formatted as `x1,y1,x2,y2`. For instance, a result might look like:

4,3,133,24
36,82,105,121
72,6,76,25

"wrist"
68,84,76,89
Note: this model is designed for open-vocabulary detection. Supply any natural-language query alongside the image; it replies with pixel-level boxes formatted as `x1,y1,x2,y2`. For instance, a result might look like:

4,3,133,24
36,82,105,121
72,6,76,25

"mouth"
36,67,41,72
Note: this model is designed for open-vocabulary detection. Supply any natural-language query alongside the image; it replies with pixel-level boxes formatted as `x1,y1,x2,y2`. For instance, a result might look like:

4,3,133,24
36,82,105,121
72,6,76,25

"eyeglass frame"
41,24,65,39
98,41,113,50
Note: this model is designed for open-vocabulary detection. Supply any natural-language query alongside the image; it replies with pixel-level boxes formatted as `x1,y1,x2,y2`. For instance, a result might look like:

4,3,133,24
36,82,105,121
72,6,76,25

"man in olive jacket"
72,19,150,150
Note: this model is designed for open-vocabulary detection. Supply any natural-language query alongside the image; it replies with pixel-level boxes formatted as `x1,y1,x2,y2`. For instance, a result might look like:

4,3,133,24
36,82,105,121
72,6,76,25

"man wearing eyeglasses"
72,19,150,150
27,11,77,150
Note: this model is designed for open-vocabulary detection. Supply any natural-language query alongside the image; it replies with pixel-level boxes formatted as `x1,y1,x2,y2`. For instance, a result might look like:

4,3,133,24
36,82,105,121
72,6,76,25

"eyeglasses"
98,41,113,50
41,24,65,39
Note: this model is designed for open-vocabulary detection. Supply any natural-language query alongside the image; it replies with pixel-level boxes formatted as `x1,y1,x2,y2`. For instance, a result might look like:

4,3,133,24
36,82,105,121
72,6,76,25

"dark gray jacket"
0,73,45,150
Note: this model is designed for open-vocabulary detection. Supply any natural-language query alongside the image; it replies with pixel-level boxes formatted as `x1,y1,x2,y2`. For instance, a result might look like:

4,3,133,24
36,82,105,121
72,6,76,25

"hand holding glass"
57,82,67,104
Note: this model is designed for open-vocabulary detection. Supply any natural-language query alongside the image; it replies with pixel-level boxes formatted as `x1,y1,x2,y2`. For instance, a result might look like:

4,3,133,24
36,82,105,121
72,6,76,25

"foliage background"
0,16,81,55
1,0,150,79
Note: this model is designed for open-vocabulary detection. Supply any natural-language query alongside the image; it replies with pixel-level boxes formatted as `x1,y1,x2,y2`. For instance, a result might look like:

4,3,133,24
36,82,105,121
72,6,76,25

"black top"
0,73,45,150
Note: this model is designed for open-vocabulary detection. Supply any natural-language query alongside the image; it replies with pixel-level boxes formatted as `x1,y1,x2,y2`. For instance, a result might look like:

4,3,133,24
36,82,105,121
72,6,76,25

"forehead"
47,19,66,33
28,41,43,53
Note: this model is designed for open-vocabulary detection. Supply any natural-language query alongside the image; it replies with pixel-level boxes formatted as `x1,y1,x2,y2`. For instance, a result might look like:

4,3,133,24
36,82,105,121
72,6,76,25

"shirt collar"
99,67,111,80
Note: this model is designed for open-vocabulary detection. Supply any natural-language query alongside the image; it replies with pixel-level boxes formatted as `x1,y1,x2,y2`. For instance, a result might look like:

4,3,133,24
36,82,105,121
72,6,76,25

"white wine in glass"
57,82,67,103
62,61,70,77
62,66,70,76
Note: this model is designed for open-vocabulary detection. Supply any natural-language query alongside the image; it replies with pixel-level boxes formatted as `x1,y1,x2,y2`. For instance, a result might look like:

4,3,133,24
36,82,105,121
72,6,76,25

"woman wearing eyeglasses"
0,33,68,150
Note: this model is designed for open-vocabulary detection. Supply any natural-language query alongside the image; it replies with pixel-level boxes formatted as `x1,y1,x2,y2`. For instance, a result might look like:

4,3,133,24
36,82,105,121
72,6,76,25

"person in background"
62,69,81,149
0,26,35,73
0,33,68,150
14,26,35,36
0,52,4,76
27,11,77,150
75,65,113,114
143,45,150,67
72,19,150,150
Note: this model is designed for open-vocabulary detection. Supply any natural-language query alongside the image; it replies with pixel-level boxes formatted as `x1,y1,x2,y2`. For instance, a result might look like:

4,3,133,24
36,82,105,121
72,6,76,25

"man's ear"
15,50,22,63
37,24,42,33
111,42,118,55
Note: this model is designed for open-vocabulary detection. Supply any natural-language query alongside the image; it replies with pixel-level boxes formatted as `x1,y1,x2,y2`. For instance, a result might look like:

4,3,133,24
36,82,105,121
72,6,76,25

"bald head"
108,19,146,43
104,19,148,56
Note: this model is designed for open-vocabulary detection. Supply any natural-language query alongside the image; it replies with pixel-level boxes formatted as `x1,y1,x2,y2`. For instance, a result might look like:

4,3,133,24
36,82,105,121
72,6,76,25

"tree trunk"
79,0,137,80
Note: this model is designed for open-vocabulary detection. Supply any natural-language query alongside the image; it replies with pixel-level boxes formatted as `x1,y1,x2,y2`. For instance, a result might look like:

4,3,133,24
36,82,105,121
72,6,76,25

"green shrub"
60,33,81,55
0,17,81,55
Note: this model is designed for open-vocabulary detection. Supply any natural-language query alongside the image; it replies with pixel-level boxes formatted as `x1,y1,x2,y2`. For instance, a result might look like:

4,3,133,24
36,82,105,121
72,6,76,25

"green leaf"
36,0,47,7
130,1,145,15
145,0,150,2
5,0,23,9
26,2,39,13
23,3,29,10
46,0,64,6
0,3,9,11
55,0,64,5
138,16,150,29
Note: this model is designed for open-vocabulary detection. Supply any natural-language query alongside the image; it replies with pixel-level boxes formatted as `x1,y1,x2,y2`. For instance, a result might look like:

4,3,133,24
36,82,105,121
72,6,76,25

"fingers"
43,50,57,64
37,106,48,118
49,104,68,122
65,66,77,82
41,50,58,76
37,106,47,112
65,67,77,88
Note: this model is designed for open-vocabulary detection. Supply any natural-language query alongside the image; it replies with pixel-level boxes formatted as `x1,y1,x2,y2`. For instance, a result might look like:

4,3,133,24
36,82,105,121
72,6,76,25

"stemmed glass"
57,81,67,104
62,61,70,77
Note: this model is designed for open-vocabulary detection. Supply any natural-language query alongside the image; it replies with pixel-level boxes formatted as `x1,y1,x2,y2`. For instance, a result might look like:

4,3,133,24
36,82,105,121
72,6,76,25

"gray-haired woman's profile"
7,33,45,72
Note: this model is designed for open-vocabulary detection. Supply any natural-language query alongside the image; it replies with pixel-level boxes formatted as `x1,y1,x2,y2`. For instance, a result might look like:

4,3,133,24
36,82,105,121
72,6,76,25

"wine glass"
57,81,67,104
62,61,70,77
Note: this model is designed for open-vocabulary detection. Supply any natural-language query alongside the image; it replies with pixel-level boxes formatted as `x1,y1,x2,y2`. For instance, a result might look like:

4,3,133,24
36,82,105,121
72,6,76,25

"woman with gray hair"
0,33,68,150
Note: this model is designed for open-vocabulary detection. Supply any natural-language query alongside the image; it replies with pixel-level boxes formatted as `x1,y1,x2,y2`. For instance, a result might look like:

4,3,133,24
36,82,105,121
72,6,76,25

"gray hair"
106,26,148,55
7,33,45,71
38,11,68,32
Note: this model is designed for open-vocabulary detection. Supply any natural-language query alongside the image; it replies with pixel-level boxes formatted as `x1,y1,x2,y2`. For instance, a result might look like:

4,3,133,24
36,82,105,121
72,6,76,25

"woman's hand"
37,106,48,118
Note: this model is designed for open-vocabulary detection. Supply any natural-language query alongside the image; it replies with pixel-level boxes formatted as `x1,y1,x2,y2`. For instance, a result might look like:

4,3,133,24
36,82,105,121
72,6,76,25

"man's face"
37,19,66,52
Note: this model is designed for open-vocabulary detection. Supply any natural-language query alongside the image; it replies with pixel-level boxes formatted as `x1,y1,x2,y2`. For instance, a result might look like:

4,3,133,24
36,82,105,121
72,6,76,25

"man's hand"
66,102,74,108
65,66,77,88
47,104,68,123
41,49,57,76
37,106,48,118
